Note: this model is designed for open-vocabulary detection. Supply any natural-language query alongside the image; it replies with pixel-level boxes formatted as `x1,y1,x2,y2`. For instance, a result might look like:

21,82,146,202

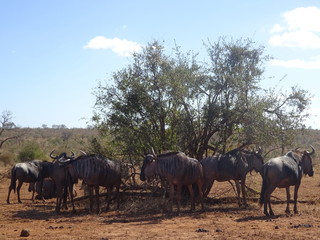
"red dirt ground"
1,165,320,240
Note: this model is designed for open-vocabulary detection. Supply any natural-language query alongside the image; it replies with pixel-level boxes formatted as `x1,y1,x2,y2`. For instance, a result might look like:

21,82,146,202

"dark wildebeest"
7,160,53,204
49,151,76,213
140,151,204,213
57,154,122,214
259,146,315,216
28,178,57,200
200,148,264,207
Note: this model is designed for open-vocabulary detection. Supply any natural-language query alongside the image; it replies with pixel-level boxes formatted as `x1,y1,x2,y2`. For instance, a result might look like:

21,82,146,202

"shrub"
18,142,47,162
0,151,15,166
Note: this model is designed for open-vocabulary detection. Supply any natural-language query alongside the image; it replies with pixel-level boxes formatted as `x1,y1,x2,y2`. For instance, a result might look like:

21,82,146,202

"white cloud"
269,6,320,48
84,36,142,57
283,6,320,32
270,58,320,69
269,31,320,48
270,24,285,34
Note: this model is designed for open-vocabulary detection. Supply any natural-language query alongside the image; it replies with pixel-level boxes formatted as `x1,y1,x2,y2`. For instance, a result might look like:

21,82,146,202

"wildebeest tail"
259,166,268,206
9,166,17,193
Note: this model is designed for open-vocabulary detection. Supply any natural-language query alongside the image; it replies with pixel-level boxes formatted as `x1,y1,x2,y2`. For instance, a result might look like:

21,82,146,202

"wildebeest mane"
226,148,240,156
75,154,97,160
286,151,300,163
156,151,180,158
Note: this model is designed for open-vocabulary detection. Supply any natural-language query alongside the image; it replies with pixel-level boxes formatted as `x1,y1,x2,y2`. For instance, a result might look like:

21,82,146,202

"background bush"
18,142,46,162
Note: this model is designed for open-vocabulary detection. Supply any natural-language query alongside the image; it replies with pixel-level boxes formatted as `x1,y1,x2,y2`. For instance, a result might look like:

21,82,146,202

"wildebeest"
201,148,264,207
49,151,77,212
28,178,57,200
57,154,122,214
7,160,53,204
259,146,315,216
140,151,204,213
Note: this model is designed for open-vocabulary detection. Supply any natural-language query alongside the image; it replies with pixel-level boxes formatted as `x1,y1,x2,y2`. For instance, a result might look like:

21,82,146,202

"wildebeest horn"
307,145,315,156
50,150,57,159
80,150,87,156
71,151,75,158
151,147,156,158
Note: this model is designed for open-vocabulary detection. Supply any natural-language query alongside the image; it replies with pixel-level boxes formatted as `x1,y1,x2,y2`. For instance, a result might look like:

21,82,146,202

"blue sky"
1,0,320,128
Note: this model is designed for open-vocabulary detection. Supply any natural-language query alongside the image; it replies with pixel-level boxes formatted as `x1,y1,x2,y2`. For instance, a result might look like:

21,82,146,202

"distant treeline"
0,127,98,165
0,127,319,166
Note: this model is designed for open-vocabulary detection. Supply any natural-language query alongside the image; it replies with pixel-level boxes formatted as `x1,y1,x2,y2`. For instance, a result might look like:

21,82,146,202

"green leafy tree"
93,39,311,160
261,86,311,154
94,41,190,156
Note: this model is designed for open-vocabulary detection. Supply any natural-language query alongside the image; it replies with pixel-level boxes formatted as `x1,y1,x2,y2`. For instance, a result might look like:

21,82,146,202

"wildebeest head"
140,154,157,181
251,147,264,172
300,145,315,177
50,150,75,163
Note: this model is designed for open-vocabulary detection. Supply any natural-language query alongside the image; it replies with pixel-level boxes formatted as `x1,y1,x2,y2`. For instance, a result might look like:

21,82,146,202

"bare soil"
1,166,320,240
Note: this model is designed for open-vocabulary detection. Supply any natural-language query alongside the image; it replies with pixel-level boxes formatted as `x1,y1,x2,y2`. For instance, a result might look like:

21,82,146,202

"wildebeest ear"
257,147,262,155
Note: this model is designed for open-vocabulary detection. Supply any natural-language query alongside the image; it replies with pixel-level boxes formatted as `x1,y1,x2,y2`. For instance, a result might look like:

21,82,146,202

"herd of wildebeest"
5,145,316,217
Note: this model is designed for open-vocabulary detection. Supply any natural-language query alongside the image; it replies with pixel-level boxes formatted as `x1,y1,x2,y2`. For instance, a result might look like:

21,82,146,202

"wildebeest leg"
263,190,271,216
115,184,120,209
263,185,270,216
285,187,291,214
234,180,241,206
268,199,274,216
17,180,23,203
204,179,214,197
7,184,16,204
56,196,62,213
55,183,63,212
241,178,248,207
263,193,268,216
94,185,100,214
7,188,12,204
293,183,300,214
37,179,44,201
160,178,168,198
28,182,35,201
68,182,76,213
187,184,195,211
176,183,182,214
197,180,205,211
62,184,68,210
60,176,69,210
88,186,94,213
105,186,112,211
265,185,276,216
168,182,174,212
